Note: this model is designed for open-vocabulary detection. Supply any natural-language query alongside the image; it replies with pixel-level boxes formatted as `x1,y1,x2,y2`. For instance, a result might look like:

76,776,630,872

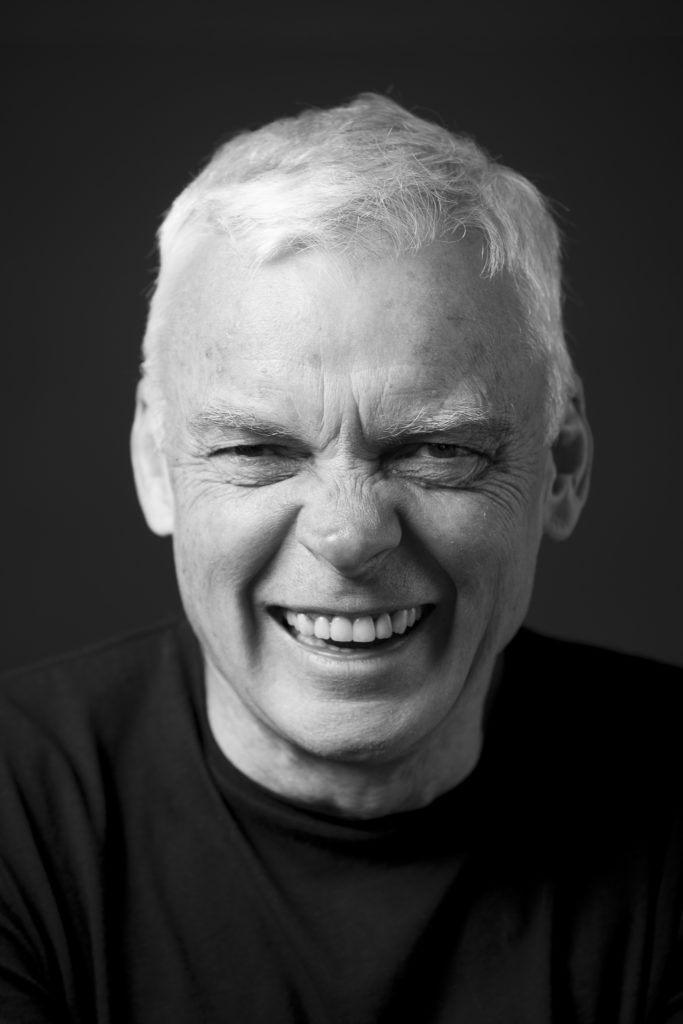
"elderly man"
1,95,681,1023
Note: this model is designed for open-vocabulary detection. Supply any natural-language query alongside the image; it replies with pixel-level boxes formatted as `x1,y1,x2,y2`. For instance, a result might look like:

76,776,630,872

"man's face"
149,238,556,766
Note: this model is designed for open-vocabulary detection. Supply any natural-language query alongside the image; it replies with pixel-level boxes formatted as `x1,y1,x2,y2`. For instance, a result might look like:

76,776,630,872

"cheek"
171,476,297,605
415,488,543,600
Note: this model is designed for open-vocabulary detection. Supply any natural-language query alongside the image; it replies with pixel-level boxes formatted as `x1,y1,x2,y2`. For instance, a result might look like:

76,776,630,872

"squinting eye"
388,442,489,488
423,443,466,459
220,445,275,457
208,444,304,487
392,442,479,461
210,444,298,460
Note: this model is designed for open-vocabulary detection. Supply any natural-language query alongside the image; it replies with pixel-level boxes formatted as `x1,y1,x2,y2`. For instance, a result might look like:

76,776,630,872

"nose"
295,471,402,578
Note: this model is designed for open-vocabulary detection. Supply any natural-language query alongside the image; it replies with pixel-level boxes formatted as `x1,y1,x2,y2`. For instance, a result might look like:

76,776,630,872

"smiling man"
1,95,682,1023
134,232,581,819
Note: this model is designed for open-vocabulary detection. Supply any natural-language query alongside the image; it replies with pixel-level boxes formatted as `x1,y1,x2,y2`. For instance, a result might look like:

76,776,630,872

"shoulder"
0,617,199,730
0,618,202,824
0,621,204,1010
505,625,683,739
505,627,683,728
495,628,683,830
509,626,682,680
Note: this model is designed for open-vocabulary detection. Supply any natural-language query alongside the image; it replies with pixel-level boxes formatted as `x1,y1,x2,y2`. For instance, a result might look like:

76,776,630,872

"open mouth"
275,604,433,652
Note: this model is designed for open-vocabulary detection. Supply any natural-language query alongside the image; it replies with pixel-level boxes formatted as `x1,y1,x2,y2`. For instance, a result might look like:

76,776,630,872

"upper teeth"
284,606,423,643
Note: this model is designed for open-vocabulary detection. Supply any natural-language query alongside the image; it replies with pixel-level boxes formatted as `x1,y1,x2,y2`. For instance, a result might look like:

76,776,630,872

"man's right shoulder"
0,617,202,778
0,618,206,1017
1,615,197,695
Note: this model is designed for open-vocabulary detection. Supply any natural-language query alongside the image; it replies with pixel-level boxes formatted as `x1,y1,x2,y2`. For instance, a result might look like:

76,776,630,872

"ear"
543,377,593,541
130,382,175,536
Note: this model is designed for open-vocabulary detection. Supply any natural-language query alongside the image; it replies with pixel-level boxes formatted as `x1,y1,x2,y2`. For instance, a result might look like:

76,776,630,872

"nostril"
297,521,402,578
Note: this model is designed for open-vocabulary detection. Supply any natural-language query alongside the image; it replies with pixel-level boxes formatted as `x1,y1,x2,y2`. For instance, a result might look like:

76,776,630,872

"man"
1,94,681,1022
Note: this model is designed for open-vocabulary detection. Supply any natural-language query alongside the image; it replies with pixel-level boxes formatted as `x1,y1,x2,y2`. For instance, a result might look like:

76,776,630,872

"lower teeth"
300,636,384,649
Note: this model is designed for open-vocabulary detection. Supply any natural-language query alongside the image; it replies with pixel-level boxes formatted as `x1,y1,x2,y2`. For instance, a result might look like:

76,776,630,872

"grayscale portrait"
2,16,681,1024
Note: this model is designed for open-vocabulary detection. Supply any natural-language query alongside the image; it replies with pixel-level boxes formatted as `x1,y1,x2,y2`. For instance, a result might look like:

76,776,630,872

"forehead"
156,236,543,436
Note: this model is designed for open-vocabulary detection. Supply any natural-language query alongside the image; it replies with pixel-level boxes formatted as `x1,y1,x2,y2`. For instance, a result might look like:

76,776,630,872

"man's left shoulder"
503,627,683,796
511,626,683,708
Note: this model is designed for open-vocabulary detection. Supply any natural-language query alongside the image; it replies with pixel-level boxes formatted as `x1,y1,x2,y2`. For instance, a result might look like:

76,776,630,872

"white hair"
142,93,575,440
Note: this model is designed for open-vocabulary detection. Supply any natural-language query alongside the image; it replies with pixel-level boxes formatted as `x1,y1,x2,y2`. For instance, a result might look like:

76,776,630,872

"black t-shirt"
0,620,681,1023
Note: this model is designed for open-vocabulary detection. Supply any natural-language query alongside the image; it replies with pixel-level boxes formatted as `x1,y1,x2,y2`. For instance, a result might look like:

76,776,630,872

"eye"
210,443,293,460
208,444,304,485
422,443,466,459
216,444,276,457
387,442,490,487
391,442,480,461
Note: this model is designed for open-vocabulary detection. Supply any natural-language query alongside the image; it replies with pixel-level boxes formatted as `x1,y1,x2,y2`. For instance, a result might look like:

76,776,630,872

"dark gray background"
3,5,681,669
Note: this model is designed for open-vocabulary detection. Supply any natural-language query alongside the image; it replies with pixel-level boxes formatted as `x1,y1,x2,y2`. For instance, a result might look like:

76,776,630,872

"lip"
269,602,433,620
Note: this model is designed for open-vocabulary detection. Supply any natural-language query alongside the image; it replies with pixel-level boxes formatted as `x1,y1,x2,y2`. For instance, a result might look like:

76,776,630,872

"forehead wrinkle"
349,369,515,444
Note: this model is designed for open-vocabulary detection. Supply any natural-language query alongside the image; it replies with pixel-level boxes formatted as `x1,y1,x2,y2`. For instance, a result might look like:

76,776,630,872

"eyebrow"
374,408,514,444
187,404,515,447
188,407,299,442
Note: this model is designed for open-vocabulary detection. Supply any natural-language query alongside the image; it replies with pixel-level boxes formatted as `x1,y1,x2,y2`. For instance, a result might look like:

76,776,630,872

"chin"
275,691,450,767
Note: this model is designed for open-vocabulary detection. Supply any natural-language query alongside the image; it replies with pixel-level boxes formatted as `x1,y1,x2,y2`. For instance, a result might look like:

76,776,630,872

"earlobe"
130,383,175,537
543,377,593,541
